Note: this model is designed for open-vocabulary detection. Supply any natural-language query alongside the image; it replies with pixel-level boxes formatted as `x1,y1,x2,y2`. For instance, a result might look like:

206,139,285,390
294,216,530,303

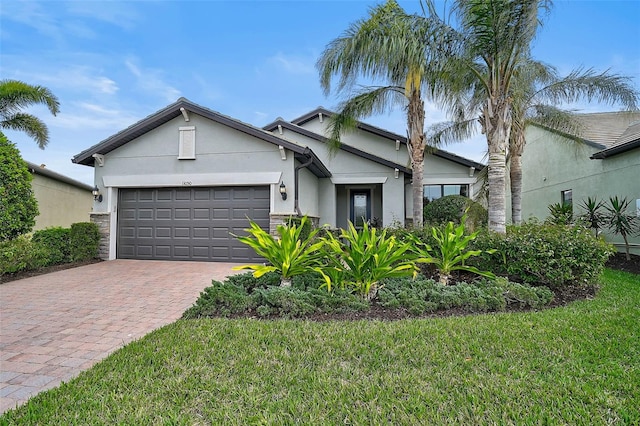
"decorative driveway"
0,259,240,414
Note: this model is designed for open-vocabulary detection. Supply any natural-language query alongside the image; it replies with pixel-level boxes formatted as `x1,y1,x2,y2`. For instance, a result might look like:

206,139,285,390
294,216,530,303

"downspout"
294,154,314,216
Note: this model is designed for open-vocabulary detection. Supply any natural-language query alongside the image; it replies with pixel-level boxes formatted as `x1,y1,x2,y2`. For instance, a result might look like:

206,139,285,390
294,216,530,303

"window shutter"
178,126,196,159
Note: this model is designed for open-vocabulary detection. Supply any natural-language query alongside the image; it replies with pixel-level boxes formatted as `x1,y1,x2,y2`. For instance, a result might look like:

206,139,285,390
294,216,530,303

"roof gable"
72,98,331,178
274,107,485,170
263,119,412,175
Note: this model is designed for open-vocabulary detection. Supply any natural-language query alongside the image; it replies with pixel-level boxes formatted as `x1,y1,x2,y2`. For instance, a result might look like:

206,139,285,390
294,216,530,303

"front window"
423,184,469,203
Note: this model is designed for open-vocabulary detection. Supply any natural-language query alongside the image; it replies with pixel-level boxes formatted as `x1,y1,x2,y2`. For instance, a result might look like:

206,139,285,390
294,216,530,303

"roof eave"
590,139,640,159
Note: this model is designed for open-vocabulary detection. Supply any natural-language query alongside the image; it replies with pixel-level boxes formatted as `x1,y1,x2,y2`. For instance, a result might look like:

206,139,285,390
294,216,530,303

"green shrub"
233,216,325,287
69,222,100,261
286,216,313,242
0,135,39,241
546,202,573,225
182,281,253,318
471,221,614,288
379,276,553,314
0,236,51,274
32,227,71,265
227,271,282,291
319,221,416,299
253,287,317,318
423,195,487,231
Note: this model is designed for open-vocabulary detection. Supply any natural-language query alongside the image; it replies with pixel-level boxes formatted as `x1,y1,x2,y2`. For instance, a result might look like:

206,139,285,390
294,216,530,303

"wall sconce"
279,181,287,200
92,186,103,202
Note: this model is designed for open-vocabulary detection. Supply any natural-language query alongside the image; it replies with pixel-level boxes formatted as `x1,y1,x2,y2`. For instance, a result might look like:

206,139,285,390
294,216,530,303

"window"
561,189,573,215
561,189,573,206
423,184,469,203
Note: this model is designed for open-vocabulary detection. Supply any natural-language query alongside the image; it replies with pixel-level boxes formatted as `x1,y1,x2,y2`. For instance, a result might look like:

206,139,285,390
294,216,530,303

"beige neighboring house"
26,162,93,230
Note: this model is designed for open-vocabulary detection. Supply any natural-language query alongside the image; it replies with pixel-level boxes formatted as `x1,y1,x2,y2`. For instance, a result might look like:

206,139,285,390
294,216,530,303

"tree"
0,133,39,241
0,79,60,149
317,0,455,228
447,0,553,233
603,196,638,261
508,66,638,224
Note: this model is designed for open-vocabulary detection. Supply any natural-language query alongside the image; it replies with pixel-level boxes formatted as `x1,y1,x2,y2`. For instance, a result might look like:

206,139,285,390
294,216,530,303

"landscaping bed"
0,259,102,284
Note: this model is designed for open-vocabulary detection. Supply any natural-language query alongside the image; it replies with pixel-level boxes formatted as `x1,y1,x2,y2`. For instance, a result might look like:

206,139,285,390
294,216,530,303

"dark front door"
350,189,371,228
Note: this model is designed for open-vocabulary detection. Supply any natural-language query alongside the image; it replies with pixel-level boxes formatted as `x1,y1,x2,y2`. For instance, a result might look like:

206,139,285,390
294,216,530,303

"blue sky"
2,0,639,185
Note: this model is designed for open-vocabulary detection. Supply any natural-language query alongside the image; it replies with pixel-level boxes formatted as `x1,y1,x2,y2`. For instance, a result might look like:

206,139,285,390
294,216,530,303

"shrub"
182,281,253,318
0,236,51,275
69,222,100,261
412,215,496,285
32,227,71,265
471,220,614,288
603,196,638,261
378,276,553,314
233,216,325,287
423,195,487,231
0,135,39,241
286,216,313,242
319,221,416,299
546,202,573,225
253,287,317,318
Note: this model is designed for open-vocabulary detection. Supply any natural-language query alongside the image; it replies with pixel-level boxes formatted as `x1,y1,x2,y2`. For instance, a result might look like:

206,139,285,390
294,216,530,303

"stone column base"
90,212,111,260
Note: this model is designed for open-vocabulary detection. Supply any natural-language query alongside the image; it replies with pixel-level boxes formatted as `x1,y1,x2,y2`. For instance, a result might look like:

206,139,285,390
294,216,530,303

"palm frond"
1,113,49,149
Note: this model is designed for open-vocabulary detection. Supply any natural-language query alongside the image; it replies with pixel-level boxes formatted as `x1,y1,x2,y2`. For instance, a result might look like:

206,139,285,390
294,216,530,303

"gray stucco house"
520,111,640,255
73,98,483,262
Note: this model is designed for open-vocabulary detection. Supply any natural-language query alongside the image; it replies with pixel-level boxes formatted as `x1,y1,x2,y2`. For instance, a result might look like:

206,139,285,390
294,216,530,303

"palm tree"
508,66,639,224
317,0,455,228
445,0,553,234
0,79,60,149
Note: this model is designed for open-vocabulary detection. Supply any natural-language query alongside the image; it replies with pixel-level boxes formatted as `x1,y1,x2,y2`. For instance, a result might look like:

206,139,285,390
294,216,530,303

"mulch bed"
2,253,636,321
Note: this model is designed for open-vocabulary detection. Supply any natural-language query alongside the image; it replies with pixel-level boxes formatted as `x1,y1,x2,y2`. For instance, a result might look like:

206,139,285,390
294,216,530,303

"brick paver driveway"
0,259,240,414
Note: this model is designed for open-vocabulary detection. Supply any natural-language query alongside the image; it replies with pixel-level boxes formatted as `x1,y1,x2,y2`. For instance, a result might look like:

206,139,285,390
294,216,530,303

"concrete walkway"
0,260,240,414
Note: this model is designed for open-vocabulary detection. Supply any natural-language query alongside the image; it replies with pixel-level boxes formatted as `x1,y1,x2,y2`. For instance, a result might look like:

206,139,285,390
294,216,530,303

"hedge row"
0,222,100,275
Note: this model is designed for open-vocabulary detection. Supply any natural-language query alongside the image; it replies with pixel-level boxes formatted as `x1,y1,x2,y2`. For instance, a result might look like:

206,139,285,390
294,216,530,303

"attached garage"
117,186,270,262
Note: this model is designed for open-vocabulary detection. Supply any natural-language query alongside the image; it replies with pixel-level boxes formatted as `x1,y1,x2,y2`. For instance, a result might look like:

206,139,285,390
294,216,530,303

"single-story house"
73,98,484,262
26,162,93,230
520,111,640,255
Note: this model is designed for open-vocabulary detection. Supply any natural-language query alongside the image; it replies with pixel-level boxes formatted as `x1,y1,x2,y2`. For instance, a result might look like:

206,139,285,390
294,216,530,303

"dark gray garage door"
117,186,270,262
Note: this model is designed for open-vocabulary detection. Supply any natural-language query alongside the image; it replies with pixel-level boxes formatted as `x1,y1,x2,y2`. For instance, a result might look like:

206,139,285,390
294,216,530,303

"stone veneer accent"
269,214,319,235
90,212,111,260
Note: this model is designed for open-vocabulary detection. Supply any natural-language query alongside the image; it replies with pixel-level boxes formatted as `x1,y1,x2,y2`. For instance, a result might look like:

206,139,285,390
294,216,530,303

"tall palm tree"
508,66,639,224
317,0,455,228
446,0,553,233
0,79,60,149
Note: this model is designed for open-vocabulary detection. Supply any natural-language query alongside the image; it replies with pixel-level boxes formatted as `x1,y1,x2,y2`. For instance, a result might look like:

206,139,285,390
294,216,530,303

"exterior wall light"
92,186,103,202
279,181,287,200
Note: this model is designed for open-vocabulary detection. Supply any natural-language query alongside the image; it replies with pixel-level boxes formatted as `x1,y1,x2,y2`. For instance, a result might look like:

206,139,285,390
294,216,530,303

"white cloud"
125,58,181,102
267,52,315,75
65,1,139,30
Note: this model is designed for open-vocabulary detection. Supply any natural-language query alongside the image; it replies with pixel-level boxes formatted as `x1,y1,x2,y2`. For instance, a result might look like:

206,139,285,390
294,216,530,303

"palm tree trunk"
484,100,510,234
408,90,426,228
510,153,523,225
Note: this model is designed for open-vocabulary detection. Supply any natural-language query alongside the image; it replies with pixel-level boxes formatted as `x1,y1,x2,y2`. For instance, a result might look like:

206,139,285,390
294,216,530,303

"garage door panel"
117,187,269,262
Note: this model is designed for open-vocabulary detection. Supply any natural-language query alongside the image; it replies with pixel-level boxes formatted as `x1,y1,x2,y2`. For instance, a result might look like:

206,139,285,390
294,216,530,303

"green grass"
2,269,639,425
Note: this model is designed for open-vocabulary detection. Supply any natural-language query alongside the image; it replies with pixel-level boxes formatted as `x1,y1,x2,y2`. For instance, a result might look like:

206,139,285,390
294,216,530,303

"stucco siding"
31,174,92,230
522,126,640,254
297,167,319,218
93,112,294,214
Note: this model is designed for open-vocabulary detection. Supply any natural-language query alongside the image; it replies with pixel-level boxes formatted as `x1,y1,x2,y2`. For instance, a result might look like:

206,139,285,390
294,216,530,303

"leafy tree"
0,79,60,149
0,133,39,241
317,0,456,228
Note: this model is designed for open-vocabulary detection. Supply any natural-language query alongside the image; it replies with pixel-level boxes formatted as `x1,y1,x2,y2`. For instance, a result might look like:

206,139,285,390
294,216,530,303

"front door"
350,189,371,228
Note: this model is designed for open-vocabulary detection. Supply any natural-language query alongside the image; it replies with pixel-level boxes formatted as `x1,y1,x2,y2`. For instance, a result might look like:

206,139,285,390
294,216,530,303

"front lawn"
1,269,638,424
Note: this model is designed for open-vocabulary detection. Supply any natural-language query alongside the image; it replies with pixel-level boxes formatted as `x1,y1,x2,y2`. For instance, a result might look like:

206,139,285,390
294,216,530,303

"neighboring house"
72,98,483,262
520,111,640,255
26,162,93,230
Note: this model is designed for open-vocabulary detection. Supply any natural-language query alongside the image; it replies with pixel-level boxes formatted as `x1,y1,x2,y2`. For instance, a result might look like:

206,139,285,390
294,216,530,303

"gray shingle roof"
572,111,640,148
26,162,93,191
